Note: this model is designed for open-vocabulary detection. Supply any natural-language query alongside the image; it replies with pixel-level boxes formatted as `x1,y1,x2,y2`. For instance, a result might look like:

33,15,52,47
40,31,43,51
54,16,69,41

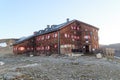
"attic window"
73,26,76,30
71,26,77,30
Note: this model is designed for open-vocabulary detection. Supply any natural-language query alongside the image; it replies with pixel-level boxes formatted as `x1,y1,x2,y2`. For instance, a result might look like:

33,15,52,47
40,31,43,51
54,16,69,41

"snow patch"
22,63,38,68
0,42,7,47
0,61,5,65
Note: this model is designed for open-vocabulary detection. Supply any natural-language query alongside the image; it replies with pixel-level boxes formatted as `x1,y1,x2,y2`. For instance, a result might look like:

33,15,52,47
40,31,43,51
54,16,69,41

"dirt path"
0,55,120,80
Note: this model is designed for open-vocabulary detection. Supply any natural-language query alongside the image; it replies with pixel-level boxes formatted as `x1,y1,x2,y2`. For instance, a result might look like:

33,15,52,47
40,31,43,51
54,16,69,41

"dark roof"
13,19,99,45
13,35,35,45
35,20,75,36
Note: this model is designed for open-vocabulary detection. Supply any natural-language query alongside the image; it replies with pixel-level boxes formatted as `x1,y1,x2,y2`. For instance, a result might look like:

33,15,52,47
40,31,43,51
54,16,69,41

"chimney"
34,31,37,35
47,25,50,28
66,18,69,22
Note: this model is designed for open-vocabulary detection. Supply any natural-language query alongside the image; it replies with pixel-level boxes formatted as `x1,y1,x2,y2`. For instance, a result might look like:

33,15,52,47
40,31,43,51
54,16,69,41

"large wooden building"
13,19,99,55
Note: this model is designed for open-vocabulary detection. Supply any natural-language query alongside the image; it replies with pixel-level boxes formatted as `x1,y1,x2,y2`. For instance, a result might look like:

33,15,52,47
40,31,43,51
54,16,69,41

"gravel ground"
0,54,120,80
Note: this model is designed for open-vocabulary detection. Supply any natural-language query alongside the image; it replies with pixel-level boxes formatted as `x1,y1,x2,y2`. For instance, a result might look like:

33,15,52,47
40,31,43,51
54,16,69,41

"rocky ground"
0,53,120,80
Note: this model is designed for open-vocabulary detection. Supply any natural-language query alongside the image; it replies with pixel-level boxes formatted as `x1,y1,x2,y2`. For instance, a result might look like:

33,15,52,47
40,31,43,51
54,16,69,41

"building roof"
35,20,75,36
13,19,99,45
13,35,35,45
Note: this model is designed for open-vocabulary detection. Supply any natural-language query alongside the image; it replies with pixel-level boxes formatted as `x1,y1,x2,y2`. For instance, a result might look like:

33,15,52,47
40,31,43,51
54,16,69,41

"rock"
96,53,102,59
0,61,4,65
3,72,22,80
0,76,3,80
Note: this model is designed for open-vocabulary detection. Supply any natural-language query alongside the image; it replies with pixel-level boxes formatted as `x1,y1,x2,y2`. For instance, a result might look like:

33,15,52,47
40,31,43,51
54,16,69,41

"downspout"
58,31,60,54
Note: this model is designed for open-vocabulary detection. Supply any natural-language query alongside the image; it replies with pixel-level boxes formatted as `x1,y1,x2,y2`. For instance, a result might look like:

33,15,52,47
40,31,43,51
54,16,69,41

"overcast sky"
0,0,120,45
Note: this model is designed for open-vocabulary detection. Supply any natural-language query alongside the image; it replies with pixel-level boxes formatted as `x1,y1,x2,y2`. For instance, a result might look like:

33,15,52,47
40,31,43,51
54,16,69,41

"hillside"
0,38,18,56
0,38,18,46
100,43,120,50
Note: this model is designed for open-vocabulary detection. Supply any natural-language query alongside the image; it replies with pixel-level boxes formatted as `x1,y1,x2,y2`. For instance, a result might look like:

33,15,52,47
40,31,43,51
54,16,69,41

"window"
67,34,70,38
19,47,25,51
64,33,67,38
77,36,80,39
84,35,90,39
41,36,44,40
46,46,50,50
85,31,89,35
90,32,92,36
85,29,88,31
94,36,98,40
48,35,50,39
55,33,57,37
46,35,50,39
36,47,40,51
71,26,74,29
54,44,57,48
77,27,80,30
96,30,98,32
74,36,77,39
14,47,17,51
31,47,33,50
72,39,75,41
73,26,76,30
71,25,77,30
27,47,30,50
71,35,74,38
53,33,57,38
41,46,44,50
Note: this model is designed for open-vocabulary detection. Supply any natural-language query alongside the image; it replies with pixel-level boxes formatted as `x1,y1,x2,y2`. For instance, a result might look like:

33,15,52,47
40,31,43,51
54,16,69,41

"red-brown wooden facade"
13,19,99,55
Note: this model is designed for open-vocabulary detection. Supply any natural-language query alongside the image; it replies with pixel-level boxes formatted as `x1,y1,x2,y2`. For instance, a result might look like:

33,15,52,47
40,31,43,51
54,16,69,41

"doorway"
85,45,89,53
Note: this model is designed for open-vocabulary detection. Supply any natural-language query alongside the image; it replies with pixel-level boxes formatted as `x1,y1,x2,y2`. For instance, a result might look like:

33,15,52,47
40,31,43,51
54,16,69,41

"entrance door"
85,45,89,53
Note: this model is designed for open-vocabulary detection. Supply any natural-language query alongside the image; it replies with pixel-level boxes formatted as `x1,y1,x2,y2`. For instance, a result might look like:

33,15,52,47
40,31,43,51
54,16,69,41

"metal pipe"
58,31,60,54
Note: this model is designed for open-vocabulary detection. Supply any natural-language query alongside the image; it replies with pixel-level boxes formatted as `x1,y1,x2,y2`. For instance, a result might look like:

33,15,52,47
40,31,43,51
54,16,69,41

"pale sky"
0,0,120,45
